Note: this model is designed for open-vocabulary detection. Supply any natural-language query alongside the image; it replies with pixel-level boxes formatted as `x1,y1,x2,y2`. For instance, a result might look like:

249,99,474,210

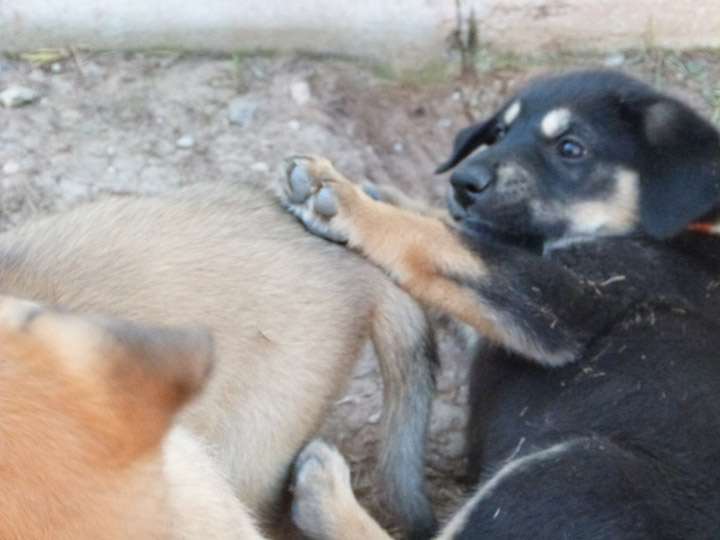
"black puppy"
277,70,720,540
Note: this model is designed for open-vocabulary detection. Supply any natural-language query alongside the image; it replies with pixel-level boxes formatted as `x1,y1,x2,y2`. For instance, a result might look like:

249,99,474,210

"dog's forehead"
512,71,653,115
500,72,650,138
500,96,574,138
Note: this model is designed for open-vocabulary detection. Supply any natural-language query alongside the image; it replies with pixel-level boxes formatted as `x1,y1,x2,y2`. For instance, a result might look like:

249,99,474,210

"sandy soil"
1,49,718,531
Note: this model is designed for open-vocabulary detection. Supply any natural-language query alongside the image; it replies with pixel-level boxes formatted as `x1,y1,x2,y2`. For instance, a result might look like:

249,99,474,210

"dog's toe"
314,187,339,218
288,164,312,204
276,155,352,244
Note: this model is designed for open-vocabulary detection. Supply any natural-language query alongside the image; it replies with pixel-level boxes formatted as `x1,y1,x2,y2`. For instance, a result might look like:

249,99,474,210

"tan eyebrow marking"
541,108,571,138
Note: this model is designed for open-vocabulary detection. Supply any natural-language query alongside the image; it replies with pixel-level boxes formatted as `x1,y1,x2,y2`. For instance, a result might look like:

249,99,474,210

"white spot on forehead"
540,108,571,138
503,100,521,126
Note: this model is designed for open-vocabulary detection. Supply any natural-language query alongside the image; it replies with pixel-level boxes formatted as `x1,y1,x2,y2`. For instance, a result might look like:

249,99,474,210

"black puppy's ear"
632,97,720,237
435,118,498,174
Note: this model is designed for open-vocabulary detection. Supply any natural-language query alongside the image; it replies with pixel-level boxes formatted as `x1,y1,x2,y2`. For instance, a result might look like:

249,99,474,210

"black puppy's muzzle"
450,165,495,210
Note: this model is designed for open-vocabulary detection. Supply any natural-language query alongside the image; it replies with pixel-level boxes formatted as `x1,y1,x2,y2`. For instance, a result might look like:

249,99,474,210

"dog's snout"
450,167,494,208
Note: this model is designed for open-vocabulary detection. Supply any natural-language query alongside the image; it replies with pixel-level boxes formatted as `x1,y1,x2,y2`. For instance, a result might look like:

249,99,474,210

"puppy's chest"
549,240,684,304
562,238,720,316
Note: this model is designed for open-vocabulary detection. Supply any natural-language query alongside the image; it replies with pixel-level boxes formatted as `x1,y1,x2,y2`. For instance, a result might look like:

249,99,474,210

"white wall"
0,1,718,66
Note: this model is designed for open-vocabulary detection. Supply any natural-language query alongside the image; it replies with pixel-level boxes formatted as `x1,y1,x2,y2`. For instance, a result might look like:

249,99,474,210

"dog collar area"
687,221,720,234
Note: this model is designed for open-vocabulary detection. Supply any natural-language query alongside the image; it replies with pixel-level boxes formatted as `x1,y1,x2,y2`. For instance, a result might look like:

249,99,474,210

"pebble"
604,53,626,67
228,96,258,126
442,431,467,459
290,80,312,105
0,86,40,108
2,160,20,175
430,400,465,433
175,135,195,149
250,161,269,173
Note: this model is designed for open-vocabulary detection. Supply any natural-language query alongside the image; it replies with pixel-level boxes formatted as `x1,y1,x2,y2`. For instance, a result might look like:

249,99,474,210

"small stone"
604,53,625,67
288,119,301,131
2,160,20,175
290,80,312,105
0,86,40,108
250,161,269,173
51,62,63,73
442,431,467,459
175,135,195,149
393,141,404,153
228,96,258,126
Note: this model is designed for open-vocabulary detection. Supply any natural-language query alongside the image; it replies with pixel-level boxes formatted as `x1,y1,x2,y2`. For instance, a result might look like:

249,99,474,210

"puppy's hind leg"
371,283,438,540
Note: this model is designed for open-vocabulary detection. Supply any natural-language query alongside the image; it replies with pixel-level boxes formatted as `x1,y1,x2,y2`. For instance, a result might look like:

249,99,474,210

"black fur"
442,70,720,241
440,71,720,539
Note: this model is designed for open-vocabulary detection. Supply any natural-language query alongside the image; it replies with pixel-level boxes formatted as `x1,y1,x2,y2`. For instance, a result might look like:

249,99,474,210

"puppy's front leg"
278,155,592,367
293,440,393,540
277,155,503,345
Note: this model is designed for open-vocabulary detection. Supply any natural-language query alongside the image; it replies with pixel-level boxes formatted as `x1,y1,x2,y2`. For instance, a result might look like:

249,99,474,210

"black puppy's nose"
450,167,493,208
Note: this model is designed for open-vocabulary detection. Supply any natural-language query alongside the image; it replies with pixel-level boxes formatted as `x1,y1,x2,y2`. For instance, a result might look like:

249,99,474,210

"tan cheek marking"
503,100,521,126
541,108,571,138
567,168,640,236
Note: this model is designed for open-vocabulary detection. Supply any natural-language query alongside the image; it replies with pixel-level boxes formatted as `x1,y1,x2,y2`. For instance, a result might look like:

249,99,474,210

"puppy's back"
0,181,436,527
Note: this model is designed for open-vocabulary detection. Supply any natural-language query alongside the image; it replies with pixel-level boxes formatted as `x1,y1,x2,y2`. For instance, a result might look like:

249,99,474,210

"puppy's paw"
276,155,358,244
292,439,354,539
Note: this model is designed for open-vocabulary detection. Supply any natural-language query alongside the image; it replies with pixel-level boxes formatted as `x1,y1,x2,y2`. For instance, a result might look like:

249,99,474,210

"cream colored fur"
0,182,434,538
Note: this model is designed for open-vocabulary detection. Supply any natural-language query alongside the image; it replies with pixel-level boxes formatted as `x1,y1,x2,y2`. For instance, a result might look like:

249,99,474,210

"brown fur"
279,156,499,342
0,181,436,538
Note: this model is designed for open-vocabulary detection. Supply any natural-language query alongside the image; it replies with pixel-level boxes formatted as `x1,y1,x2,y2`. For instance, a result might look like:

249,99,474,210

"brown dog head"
0,295,214,538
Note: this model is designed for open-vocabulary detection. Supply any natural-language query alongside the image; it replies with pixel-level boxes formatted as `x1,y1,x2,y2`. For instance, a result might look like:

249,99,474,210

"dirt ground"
1,48,719,531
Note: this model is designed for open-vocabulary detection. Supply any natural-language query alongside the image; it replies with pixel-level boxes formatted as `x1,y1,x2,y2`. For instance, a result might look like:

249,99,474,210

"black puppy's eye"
557,138,587,159
490,124,507,143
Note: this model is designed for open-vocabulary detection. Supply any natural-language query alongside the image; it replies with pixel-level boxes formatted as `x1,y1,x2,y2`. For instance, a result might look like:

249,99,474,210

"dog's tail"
371,283,438,540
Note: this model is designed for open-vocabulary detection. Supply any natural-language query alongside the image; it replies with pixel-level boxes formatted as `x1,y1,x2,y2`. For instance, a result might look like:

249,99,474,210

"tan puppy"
0,295,269,539
0,182,437,539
